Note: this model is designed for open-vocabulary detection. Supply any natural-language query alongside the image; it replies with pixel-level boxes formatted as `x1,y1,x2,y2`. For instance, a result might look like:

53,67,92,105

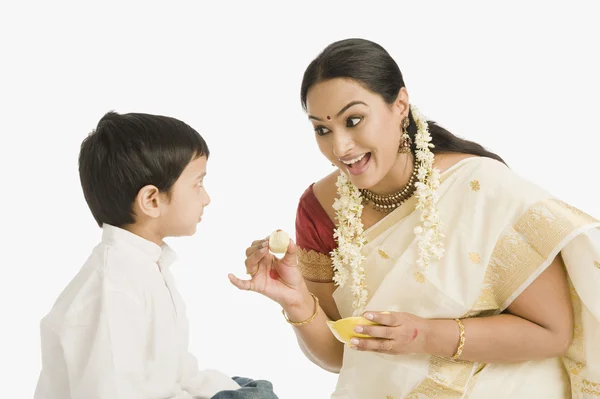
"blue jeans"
210,376,279,399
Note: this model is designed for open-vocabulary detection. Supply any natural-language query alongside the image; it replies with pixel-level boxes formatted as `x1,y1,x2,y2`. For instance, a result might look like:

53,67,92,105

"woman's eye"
347,116,362,128
315,126,331,136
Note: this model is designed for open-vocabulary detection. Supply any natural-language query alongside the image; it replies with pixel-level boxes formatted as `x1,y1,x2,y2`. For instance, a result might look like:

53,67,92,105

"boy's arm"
179,352,241,396
61,289,195,399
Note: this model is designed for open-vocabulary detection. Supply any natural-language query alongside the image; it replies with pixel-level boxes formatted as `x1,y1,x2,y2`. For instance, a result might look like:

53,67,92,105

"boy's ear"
135,185,162,218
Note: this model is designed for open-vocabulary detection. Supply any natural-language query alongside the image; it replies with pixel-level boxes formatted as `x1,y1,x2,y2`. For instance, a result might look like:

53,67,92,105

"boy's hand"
228,236,306,308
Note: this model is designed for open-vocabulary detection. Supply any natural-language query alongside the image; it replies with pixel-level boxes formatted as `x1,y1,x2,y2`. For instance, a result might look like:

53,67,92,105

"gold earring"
398,116,412,154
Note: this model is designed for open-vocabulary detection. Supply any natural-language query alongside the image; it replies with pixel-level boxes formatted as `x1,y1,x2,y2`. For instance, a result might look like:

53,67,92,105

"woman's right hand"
228,236,308,308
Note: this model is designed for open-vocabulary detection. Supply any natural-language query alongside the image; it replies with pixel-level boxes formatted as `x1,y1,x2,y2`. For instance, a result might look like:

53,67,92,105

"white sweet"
269,229,290,254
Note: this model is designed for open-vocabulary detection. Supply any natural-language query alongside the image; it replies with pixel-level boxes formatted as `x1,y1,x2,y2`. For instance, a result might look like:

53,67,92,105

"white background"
1,1,599,398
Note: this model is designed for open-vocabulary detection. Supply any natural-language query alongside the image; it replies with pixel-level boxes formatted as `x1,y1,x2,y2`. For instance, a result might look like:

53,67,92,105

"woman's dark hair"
300,38,505,164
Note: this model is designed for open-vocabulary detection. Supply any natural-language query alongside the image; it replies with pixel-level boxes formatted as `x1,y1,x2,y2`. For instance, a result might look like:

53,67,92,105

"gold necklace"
360,158,418,213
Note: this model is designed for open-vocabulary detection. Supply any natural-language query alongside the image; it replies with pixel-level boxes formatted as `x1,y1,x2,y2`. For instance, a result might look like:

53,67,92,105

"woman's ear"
394,87,410,118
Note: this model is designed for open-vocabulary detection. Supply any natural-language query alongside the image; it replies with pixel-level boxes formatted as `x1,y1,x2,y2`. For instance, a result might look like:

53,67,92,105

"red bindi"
326,116,331,120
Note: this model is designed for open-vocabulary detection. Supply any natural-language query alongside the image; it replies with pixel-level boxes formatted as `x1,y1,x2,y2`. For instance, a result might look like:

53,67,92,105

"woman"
229,38,600,398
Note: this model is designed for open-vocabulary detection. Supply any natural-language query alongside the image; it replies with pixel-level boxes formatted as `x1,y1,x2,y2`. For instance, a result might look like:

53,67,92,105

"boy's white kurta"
34,225,240,399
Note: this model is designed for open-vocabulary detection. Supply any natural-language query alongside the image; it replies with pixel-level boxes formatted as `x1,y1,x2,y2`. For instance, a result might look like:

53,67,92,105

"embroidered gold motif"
466,198,598,398
414,271,425,283
582,379,600,395
595,261,600,269
516,199,596,257
561,201,587,218
297,248,334,283
407,355,474,398
469,199,597,313
362,197,596,398
463,297,497,317
469,180,480,191
464,363,487,397
378,249,390,259
468,252,481,264
567,281,585,360
562,280,588,396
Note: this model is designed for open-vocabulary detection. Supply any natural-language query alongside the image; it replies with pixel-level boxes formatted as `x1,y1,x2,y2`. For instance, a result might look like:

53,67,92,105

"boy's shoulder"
41,241,153,332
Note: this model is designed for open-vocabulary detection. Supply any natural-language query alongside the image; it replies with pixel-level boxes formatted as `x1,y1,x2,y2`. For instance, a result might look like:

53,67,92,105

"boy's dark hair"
79,111,209,227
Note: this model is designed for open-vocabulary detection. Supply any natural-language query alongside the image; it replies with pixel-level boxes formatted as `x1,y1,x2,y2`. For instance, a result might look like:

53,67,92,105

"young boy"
34,112,278,399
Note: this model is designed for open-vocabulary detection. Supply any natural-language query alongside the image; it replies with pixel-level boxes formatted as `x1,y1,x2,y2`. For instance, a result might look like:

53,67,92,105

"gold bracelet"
281,292,319,327
451,318,466,360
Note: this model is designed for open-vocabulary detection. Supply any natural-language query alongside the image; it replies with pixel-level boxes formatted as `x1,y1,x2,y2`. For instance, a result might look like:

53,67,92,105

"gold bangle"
451,318,466,360
281,292,320,327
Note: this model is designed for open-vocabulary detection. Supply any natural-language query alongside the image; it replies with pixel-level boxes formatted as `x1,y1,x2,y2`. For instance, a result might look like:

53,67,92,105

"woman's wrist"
423,318,461,358
281,287,318,323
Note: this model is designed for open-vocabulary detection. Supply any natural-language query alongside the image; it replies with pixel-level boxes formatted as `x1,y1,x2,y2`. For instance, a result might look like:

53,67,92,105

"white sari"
328,157,600,398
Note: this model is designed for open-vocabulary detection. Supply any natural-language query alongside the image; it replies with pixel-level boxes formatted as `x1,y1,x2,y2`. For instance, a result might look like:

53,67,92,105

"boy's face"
160,155,210,237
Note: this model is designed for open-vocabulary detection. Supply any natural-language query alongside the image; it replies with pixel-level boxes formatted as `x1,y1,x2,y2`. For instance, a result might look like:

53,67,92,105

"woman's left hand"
348,311,430,355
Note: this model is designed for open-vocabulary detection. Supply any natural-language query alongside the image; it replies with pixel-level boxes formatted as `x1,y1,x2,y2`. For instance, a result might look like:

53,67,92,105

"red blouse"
294,184,336,282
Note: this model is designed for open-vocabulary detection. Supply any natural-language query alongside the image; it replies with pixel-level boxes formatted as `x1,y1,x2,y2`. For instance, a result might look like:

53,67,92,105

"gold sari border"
416,199,598,397
496,199,597,311
406,357,478,399
503,222,600,311
581,379,600,396
297,248,334,283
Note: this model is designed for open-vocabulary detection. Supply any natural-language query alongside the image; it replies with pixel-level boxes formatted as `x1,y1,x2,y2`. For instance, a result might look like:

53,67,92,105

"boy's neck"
121,222,164,247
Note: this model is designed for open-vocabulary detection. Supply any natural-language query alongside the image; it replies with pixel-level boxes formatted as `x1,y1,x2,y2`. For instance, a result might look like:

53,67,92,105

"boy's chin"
167,223,199,238
184,224,199,236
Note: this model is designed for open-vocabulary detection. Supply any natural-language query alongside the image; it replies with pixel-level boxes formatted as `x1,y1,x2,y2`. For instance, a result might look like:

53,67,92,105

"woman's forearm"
282,290,344,373
424,313,572,363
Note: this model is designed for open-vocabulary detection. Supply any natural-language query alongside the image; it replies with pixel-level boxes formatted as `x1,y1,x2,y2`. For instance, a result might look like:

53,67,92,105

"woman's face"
306,78,409,189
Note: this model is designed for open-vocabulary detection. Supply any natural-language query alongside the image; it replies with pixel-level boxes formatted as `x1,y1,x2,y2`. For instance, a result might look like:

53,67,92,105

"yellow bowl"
326,316,380,344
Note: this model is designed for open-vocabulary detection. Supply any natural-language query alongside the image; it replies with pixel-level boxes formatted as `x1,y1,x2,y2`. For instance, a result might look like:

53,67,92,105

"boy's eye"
315,126,331,136
347,116,362,127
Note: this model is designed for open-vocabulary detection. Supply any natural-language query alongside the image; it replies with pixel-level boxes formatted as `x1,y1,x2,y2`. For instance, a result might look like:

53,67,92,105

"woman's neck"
367,153,415,196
